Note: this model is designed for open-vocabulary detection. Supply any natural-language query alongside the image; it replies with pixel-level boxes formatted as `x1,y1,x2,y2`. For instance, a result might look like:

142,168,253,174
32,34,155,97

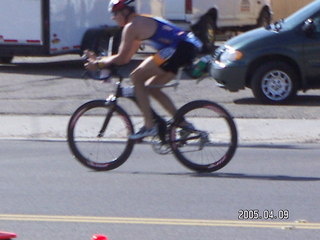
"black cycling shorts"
153,41,198,74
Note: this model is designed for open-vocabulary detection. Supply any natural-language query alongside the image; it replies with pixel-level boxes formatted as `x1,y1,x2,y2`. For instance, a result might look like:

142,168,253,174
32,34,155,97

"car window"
284,2,320,29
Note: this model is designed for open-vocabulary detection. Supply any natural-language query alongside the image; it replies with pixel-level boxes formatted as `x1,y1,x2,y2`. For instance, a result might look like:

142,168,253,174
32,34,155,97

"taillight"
185,0,192,14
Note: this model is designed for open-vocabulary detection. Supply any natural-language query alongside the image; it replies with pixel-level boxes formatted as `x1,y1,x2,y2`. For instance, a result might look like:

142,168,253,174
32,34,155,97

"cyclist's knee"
130,69,138,84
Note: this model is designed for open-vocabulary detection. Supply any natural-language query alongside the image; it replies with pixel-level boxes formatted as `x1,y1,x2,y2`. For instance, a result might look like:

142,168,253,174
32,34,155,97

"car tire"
251,61,298,104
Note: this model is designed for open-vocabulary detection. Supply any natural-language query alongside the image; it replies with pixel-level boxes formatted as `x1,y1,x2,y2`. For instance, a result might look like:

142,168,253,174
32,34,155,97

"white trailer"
0,0,273,62
0,0,120,63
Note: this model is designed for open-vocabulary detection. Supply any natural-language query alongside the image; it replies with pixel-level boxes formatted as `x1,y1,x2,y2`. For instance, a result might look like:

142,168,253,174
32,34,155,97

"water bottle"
191,55,212,78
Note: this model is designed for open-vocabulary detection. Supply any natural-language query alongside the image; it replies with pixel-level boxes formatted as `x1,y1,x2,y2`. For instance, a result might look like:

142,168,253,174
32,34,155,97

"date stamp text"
238,209,289,220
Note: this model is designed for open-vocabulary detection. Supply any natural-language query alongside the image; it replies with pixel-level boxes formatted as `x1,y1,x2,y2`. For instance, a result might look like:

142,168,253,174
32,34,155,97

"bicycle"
67,65,238,172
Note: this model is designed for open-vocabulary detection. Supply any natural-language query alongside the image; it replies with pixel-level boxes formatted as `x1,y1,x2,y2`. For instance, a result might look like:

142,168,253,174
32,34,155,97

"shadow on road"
192,172,320,181
109,170,320,182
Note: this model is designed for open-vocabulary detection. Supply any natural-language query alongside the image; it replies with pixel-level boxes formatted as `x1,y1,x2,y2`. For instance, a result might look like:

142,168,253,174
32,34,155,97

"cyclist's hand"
83,50,97,60
84,50,99,71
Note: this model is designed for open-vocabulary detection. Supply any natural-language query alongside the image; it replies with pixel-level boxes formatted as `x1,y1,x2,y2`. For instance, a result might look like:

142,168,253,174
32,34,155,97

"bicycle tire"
169,100,237,172
67,100,135,171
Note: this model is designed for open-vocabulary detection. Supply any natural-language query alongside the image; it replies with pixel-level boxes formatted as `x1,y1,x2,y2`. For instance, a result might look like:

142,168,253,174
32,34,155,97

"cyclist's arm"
99,22,141,66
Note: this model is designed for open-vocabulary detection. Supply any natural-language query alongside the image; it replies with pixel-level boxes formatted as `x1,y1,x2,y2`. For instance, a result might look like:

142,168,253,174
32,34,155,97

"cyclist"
85,0,202,140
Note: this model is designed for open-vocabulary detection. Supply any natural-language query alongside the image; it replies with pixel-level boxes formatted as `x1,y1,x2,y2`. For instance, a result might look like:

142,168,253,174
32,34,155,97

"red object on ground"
91,234,108,240
0,231,17,239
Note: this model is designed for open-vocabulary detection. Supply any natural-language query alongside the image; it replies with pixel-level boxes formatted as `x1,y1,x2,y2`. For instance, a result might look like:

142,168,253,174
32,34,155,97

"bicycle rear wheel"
67,100,135,171
169,100,237,172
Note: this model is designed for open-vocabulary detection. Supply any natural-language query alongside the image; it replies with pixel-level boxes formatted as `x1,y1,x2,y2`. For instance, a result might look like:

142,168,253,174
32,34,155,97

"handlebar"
83,64,122,82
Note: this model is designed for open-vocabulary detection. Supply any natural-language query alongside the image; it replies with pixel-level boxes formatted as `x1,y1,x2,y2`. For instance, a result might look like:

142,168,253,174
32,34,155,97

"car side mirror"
303,19,316,37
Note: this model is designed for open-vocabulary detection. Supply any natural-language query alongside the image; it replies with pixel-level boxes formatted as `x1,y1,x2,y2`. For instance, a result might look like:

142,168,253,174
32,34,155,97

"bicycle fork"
97,101,117,138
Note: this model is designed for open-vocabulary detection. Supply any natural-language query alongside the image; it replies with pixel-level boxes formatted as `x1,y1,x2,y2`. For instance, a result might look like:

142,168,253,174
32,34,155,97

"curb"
0,115,319,144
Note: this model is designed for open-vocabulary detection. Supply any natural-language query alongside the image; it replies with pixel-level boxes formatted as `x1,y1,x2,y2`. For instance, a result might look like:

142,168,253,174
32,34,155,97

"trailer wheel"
257,8,271,28
94,33,110,56
111,27,122,54
0,57,13,64
81,27,121,56
193,13,217,53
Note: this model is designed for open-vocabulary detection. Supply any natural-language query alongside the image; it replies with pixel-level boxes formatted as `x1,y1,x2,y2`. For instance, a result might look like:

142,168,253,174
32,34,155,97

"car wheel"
251,62,298,104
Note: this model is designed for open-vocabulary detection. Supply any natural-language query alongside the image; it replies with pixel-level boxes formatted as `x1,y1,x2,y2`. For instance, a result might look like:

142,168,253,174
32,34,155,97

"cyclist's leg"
147,74,177,116
130,41,196,130
147,41,198,118
130,56,171,129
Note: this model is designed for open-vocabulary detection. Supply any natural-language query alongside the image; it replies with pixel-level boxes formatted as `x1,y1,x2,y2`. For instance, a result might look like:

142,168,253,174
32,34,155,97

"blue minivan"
211,0,320,103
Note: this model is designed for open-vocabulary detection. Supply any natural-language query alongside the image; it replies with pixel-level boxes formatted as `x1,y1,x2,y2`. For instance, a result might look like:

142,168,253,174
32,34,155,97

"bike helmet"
108,0,135,13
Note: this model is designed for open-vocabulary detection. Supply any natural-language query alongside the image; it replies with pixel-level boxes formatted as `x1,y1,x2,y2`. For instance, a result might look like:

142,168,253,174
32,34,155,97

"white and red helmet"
108,0,135,13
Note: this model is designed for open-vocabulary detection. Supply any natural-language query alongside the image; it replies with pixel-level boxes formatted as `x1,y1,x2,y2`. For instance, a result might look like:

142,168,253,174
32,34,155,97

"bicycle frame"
99,68,169,144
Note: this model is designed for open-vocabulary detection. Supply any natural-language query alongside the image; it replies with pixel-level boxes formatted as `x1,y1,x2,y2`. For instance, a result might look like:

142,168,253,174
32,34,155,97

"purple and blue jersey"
143,16,203,51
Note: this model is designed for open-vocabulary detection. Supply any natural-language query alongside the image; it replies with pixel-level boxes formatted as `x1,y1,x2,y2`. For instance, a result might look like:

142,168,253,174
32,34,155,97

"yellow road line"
0,214,319,230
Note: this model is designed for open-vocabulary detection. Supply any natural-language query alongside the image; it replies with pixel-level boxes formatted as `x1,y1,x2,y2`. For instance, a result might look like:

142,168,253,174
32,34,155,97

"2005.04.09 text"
238,209,289,220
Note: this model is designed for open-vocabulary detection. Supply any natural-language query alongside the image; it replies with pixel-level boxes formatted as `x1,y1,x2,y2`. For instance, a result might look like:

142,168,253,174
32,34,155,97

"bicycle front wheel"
67,100,135,171
169,100,237,172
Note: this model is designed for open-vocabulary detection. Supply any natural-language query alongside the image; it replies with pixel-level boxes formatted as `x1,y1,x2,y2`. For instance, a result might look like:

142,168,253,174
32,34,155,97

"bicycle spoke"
68,100,134,171
170,100,237,172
